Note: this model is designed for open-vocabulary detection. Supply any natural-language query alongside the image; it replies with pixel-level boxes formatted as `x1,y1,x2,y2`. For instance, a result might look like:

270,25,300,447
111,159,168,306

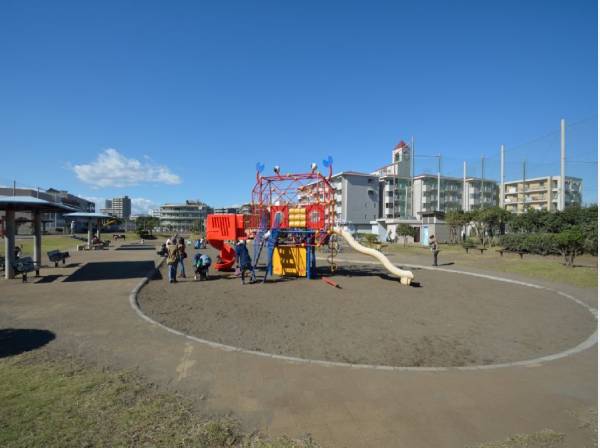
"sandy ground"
137,248,595,367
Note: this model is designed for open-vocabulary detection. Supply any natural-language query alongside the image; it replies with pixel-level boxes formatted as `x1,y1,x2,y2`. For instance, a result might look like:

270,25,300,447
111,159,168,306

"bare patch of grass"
0,352,320,448
467,429,566,448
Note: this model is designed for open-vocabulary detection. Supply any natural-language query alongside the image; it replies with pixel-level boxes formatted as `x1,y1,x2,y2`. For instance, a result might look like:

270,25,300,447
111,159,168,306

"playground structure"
205,159,414,285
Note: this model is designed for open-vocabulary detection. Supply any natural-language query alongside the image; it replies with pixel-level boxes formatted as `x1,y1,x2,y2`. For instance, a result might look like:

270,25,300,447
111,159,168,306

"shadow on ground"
35,274,63,284
63,261,156,282
326,264,418,283
0,328,56,358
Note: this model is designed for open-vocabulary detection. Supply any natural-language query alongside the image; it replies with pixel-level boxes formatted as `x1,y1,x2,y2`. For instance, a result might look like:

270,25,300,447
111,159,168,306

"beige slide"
333,228,414,285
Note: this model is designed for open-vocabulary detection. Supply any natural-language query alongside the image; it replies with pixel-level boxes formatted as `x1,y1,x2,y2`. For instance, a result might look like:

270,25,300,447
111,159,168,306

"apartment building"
502,176,582,213
158,200,211,232
330,172,379,233
371,140,413,220
464,177,499,211
100,196,131,219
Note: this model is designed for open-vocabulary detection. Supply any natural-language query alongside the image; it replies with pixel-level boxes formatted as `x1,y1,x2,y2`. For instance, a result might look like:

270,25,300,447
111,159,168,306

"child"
235,240,256,284
193,253,211,280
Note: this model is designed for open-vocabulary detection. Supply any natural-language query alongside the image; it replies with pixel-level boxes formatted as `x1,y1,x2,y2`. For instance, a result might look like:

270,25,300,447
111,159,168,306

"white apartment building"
463,177,499,211
330,172,379,233
159,200,211,232
502,176,582,213
101,196,132,219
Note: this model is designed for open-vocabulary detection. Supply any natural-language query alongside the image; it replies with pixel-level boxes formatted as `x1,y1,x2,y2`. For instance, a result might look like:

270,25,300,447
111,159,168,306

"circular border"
131,257,597,372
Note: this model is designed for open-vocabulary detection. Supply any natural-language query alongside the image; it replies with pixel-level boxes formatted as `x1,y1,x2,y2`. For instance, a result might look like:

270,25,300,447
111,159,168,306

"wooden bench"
496,249,526,259
475,247,488,254
47,249,70,267
463,244,475,253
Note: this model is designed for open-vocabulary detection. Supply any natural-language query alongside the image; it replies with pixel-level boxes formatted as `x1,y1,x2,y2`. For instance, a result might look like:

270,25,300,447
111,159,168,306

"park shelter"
0,195,75,279
64,212,113,248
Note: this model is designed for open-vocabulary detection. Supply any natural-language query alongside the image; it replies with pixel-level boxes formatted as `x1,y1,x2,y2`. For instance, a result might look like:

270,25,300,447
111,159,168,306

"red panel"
270,205,289,228
306,204,325,230
206,214,245,240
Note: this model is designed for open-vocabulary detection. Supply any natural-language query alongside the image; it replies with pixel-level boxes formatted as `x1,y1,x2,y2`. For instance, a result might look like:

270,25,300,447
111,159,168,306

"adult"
166,239,179,283
428,234,439,267
177,237,187,278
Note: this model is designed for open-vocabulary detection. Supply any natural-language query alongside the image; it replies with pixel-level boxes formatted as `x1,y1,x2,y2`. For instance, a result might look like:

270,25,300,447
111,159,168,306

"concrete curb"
129,257,598,372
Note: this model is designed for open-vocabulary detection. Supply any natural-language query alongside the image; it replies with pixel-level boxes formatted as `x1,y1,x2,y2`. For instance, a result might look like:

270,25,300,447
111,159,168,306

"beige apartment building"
502,176,582,213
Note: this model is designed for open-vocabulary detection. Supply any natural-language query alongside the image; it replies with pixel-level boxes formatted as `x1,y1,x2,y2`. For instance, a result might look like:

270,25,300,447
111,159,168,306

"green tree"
363,233,379,248
396,224,415,247
554,228,586,267
471,207,511,247
136,217,159,236
445,210,470,244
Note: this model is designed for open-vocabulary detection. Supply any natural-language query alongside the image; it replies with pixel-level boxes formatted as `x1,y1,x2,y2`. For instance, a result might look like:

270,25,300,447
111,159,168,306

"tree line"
445,205,597,267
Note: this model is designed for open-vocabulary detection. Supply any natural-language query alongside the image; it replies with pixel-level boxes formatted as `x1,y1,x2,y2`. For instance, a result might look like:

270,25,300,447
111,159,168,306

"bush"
499,233,558,255
462,239,476,249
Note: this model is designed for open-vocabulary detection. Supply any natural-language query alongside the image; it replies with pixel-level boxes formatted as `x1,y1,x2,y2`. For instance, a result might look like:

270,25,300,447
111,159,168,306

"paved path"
0,244,597,447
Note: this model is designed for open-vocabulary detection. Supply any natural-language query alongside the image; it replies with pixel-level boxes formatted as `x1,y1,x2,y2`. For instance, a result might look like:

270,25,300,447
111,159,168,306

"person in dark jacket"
235,240,255,284
428,234,439,267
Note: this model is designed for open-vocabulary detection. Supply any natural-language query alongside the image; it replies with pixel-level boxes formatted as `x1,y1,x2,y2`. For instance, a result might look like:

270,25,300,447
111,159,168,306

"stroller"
157,243,168,257
193,253,211,280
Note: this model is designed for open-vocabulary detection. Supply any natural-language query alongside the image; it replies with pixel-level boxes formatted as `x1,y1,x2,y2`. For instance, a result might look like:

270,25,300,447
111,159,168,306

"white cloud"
79,195,106,211
72,148,181,188
131,197,157,215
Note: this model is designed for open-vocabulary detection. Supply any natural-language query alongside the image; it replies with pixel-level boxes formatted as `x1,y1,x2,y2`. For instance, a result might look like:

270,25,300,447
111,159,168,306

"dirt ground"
138,248,595,367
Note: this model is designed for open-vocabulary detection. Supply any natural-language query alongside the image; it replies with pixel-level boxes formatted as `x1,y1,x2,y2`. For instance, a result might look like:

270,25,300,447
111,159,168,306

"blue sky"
1,0,597,213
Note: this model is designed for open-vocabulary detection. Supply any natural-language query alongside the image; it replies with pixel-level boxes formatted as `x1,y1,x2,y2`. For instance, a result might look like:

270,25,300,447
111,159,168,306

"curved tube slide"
207,239,236,271
333,228,414,285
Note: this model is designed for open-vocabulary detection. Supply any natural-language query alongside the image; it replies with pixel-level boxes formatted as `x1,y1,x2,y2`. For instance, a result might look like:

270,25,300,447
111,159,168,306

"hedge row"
499,231,597,256
499,233,559,255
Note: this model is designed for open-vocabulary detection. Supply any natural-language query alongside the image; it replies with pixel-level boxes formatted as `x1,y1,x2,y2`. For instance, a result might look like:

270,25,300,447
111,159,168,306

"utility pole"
411,136,415,218
522,159,527,211
500,145,505,209
436,154,441,212
463,161,468,211
12,180,16,196
480,156,485,208
560,118,566,211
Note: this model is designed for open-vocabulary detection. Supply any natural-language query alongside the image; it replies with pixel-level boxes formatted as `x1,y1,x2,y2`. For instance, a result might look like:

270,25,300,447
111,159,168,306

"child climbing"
235,240,256,284
193,253,211,280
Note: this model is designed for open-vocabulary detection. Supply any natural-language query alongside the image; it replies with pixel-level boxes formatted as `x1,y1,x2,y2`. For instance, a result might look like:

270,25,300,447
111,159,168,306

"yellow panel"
273,247,306,277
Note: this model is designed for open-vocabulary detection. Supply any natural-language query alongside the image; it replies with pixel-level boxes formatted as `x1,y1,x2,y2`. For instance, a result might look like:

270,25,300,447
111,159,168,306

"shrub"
499,233,558,255
554,228,585,267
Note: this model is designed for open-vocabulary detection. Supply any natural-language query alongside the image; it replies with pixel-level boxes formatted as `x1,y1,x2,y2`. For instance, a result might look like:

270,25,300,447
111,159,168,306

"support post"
96,219,101,238
500,145,505,209
4,209,15,279
559,118,566,211
33,210,42,276
87,219,93,248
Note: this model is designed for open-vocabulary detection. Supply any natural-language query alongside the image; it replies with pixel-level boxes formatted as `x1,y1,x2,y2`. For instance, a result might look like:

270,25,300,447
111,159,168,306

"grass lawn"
384,244,598,288
0,235,82,256
0,233,146,257
0,351,319,448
